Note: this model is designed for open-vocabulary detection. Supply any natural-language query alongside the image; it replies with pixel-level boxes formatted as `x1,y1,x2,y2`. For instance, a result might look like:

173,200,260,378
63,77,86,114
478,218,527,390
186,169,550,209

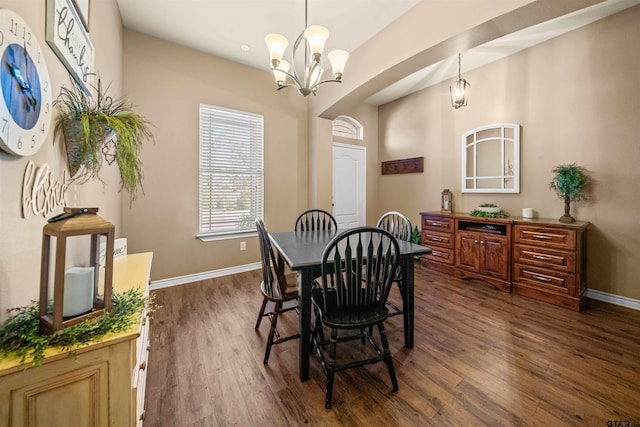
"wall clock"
0,9,52,156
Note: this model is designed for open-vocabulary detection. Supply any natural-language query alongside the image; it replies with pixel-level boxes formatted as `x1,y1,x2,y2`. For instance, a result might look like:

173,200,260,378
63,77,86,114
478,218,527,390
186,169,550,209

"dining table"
269,228,432,382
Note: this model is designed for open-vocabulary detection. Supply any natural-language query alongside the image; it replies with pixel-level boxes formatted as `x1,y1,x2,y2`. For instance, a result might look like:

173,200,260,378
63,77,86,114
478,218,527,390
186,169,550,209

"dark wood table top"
269,229,432,270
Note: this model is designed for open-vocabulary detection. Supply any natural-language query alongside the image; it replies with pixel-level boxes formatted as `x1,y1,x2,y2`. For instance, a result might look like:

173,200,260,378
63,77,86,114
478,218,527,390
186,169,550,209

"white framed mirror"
461,123,520,193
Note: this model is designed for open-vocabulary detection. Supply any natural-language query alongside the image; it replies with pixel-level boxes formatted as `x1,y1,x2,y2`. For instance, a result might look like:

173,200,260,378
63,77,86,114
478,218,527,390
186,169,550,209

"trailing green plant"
549,163,590,223
470,209,509,218
53,78,154,204
0,289,156,367
411,225,421,244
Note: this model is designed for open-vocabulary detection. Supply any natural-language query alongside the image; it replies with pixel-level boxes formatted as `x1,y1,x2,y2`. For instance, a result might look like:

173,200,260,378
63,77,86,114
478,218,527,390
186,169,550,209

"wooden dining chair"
376,211,412,318
254,219,300,365
294,209,337,232
311,227,400,409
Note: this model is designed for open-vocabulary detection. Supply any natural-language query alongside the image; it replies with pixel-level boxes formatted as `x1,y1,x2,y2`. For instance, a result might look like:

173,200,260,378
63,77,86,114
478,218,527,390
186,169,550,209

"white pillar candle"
63,266,95,317
522,208,534,218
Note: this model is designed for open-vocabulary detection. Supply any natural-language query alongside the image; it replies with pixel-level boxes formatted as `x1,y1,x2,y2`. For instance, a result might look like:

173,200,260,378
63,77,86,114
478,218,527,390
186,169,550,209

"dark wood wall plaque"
381,157,424,175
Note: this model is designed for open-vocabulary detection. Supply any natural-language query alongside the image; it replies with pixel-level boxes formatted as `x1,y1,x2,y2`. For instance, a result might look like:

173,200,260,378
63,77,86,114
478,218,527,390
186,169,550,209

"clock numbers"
9,19,18,37
41,123,46,133
22,28,32,46
0,31,4,46
43,80,49,93
16,137,23,149
30,135,36,148
1,118,7,134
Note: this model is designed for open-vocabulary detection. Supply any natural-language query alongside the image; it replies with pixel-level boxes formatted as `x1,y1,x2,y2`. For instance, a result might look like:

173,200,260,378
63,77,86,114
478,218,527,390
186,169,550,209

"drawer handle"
427,221,445,227
431,251,443,257
139,361,147,371
532,255,552,261
430,237,443,242
532,234,552,240
532,274,552,282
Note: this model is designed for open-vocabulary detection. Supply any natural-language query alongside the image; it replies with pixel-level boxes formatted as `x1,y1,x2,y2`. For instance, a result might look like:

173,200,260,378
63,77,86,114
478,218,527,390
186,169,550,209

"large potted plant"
549,163,590,223
54,78,153,203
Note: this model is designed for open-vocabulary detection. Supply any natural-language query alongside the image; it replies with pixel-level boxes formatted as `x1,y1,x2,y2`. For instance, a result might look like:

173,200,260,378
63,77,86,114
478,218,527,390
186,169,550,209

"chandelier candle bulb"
63,266,95,317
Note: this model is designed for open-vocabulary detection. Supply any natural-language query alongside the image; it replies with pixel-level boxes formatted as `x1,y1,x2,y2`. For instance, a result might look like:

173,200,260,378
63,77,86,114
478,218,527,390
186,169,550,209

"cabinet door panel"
456,232,480,271
481,237,509,279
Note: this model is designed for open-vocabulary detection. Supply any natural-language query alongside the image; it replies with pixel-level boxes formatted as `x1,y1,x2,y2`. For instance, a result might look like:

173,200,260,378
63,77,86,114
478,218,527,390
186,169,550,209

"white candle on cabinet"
63,266,95,317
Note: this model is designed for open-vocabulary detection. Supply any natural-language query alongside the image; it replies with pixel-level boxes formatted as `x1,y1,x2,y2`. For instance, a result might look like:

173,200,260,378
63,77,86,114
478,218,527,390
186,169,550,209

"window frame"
197,104,264,242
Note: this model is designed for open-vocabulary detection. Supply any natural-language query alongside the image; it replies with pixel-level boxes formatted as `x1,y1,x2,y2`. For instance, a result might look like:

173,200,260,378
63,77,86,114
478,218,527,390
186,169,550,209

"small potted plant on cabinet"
54,78,153,203
549,163,590,223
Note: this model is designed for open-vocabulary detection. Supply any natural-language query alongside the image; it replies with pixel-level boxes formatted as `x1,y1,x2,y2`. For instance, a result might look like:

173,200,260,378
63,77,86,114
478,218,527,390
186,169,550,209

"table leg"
401,256,414,348
298,269,312,381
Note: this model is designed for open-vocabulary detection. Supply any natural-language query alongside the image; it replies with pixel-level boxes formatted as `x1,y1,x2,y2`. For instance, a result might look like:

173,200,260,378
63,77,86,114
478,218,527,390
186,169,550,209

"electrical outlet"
240,241,246,251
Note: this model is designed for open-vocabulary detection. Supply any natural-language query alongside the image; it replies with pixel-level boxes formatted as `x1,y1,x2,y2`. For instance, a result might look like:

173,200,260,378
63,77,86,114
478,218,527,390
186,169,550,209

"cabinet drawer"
513,225,576,250
513,263,575,294
423,247,455,265
422,230,455,249
513,244,575,273
422,216,454,233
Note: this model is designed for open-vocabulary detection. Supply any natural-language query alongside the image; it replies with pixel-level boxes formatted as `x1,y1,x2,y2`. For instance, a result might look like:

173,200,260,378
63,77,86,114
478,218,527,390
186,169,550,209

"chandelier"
264,0,349,97
450,53,470,109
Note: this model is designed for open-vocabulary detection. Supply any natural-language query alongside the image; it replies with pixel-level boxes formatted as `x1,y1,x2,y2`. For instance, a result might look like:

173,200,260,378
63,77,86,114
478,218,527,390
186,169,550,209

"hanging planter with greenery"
549,163,590,223
54,78,154,204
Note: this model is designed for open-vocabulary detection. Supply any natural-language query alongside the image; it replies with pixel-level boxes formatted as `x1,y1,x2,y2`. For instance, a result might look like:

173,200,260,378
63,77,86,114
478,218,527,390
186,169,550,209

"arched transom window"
332,115,363,140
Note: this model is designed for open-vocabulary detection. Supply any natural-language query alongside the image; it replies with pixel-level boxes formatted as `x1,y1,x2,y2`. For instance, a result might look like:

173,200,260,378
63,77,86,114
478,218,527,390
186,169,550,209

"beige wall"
121,31,308,281
377,6,640,299
0,0,125,322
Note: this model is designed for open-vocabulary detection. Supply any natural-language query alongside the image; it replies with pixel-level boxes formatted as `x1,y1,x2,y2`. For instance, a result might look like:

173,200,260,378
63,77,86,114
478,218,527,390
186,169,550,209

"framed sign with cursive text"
46,0,94,94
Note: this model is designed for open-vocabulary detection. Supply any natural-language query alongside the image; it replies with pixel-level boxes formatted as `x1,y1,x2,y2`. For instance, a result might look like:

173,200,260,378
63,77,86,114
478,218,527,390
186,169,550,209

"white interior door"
332,143,366,229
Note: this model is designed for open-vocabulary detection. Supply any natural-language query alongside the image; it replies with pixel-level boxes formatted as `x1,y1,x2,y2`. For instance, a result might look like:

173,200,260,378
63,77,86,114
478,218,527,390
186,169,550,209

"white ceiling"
116,0,639,106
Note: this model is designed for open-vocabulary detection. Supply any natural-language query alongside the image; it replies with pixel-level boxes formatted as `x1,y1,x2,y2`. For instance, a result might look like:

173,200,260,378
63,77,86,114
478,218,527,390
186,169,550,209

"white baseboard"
150,262,261,290
586,289,640,311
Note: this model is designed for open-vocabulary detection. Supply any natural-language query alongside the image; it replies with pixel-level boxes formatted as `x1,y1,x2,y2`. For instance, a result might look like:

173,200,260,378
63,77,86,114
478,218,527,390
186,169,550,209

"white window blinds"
198,104,264,240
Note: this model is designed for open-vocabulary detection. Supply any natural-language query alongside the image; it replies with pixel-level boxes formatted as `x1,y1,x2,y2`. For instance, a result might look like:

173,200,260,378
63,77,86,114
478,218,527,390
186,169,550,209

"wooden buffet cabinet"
0,252,153,427
420,212,588,310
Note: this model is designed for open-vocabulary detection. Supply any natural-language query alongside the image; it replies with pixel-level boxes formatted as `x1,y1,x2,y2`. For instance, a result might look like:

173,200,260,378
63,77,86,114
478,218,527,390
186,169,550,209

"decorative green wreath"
0,289,156,367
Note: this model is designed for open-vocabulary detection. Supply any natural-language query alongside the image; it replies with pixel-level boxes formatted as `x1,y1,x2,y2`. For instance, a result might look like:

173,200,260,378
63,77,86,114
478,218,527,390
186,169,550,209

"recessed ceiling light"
240,44,250,52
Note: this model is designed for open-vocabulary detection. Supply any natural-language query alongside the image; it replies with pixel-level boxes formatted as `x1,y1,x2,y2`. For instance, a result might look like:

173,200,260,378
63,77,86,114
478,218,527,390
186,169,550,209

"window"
198,104,264,241
332,115,363,140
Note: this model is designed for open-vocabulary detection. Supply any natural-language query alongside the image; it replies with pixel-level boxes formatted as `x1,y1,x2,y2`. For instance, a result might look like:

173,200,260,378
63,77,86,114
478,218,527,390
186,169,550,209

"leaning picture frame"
72,0,89,30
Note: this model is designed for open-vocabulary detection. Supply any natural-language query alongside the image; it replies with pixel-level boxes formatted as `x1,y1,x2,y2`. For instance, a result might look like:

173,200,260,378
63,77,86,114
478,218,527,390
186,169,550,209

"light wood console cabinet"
0,252,153,427
420,212,588,310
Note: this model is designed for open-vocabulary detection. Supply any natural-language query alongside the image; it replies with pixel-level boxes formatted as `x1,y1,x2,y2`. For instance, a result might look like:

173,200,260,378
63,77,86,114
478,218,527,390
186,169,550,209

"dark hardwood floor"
143,263,640,426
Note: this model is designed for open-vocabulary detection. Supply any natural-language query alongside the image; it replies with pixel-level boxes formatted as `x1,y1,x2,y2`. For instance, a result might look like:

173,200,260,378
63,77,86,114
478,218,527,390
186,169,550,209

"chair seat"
260,272,298,301
312,289,389,329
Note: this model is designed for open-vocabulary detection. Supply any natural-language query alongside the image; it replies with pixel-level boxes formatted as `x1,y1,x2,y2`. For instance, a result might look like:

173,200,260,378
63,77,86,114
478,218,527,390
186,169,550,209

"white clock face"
0,9,53,156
